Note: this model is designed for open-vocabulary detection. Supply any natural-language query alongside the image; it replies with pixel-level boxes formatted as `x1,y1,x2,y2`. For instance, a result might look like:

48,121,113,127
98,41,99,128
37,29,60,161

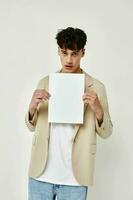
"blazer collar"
55,67,93,91
55,68,93,86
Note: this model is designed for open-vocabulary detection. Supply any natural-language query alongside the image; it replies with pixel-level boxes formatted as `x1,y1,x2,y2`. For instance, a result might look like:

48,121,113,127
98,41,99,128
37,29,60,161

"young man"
25,27,113,200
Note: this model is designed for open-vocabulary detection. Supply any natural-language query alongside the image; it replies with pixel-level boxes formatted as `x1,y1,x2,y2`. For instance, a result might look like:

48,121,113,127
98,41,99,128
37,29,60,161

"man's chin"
61,66,75,73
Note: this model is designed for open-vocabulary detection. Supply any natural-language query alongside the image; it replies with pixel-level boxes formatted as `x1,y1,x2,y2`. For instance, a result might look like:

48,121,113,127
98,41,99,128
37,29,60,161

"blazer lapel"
73,71,94,141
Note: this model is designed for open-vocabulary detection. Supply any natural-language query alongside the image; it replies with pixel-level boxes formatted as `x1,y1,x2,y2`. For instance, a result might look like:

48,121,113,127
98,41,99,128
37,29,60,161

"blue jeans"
28,177,88,200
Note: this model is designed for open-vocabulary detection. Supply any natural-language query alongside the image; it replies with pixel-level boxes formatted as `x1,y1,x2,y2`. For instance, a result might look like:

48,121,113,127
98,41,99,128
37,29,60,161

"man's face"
58,47,85,73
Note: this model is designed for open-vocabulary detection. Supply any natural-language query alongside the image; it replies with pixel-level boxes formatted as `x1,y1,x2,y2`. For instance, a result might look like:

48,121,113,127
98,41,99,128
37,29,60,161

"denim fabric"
28,177,88,200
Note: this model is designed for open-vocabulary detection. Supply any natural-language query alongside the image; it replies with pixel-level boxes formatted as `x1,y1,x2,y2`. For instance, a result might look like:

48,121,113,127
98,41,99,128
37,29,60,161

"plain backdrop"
0,0,133,199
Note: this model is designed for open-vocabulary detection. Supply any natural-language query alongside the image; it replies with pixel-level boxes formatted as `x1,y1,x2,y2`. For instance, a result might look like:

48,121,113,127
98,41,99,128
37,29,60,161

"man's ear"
82,48,85,57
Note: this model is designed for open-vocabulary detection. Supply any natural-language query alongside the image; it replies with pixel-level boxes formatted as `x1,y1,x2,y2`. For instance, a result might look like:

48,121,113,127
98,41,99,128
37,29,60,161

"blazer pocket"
90,144,96,155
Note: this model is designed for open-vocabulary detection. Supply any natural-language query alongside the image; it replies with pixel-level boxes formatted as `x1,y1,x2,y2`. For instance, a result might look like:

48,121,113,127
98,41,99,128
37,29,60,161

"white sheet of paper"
48,73,85,124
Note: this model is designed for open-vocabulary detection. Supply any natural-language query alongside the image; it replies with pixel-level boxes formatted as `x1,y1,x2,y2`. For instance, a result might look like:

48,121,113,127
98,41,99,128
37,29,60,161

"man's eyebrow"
73,50,79,53
71,49,80,53
61,49,79,53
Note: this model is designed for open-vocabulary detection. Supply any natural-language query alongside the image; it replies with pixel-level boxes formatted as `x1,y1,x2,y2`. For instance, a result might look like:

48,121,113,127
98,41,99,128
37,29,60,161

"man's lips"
65,65,73,68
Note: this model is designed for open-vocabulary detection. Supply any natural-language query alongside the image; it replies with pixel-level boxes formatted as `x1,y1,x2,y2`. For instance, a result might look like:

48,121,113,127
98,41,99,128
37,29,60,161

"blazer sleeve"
95,84,113,139
25,78,44,132
25,109,38,132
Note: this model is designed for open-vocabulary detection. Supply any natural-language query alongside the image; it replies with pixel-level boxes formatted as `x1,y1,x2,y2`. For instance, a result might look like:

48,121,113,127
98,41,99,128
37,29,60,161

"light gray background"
0,0,133,199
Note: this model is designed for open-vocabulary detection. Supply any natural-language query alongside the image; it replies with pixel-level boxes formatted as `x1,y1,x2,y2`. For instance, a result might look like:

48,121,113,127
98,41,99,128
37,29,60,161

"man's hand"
82,90,104,126
29,89,51,119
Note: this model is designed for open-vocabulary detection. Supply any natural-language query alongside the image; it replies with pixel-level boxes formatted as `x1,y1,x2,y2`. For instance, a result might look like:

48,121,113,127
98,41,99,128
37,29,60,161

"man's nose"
66,55,73,64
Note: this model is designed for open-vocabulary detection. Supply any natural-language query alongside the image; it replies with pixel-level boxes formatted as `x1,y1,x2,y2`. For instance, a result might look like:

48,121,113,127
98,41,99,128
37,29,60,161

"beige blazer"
25,69,113,186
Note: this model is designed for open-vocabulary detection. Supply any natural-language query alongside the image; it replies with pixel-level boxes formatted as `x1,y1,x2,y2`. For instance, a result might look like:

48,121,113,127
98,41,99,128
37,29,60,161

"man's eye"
62,52,67,55
73,52,78,56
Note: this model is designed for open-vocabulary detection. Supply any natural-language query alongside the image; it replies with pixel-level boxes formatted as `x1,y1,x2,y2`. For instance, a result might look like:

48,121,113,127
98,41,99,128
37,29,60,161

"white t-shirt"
35,123,81,186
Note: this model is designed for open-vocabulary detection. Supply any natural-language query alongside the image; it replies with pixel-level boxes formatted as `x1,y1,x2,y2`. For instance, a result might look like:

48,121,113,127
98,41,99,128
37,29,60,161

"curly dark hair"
55,27,87,51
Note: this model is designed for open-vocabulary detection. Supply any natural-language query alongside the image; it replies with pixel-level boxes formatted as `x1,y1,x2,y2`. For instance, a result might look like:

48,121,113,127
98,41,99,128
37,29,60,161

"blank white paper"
48,73,85,124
